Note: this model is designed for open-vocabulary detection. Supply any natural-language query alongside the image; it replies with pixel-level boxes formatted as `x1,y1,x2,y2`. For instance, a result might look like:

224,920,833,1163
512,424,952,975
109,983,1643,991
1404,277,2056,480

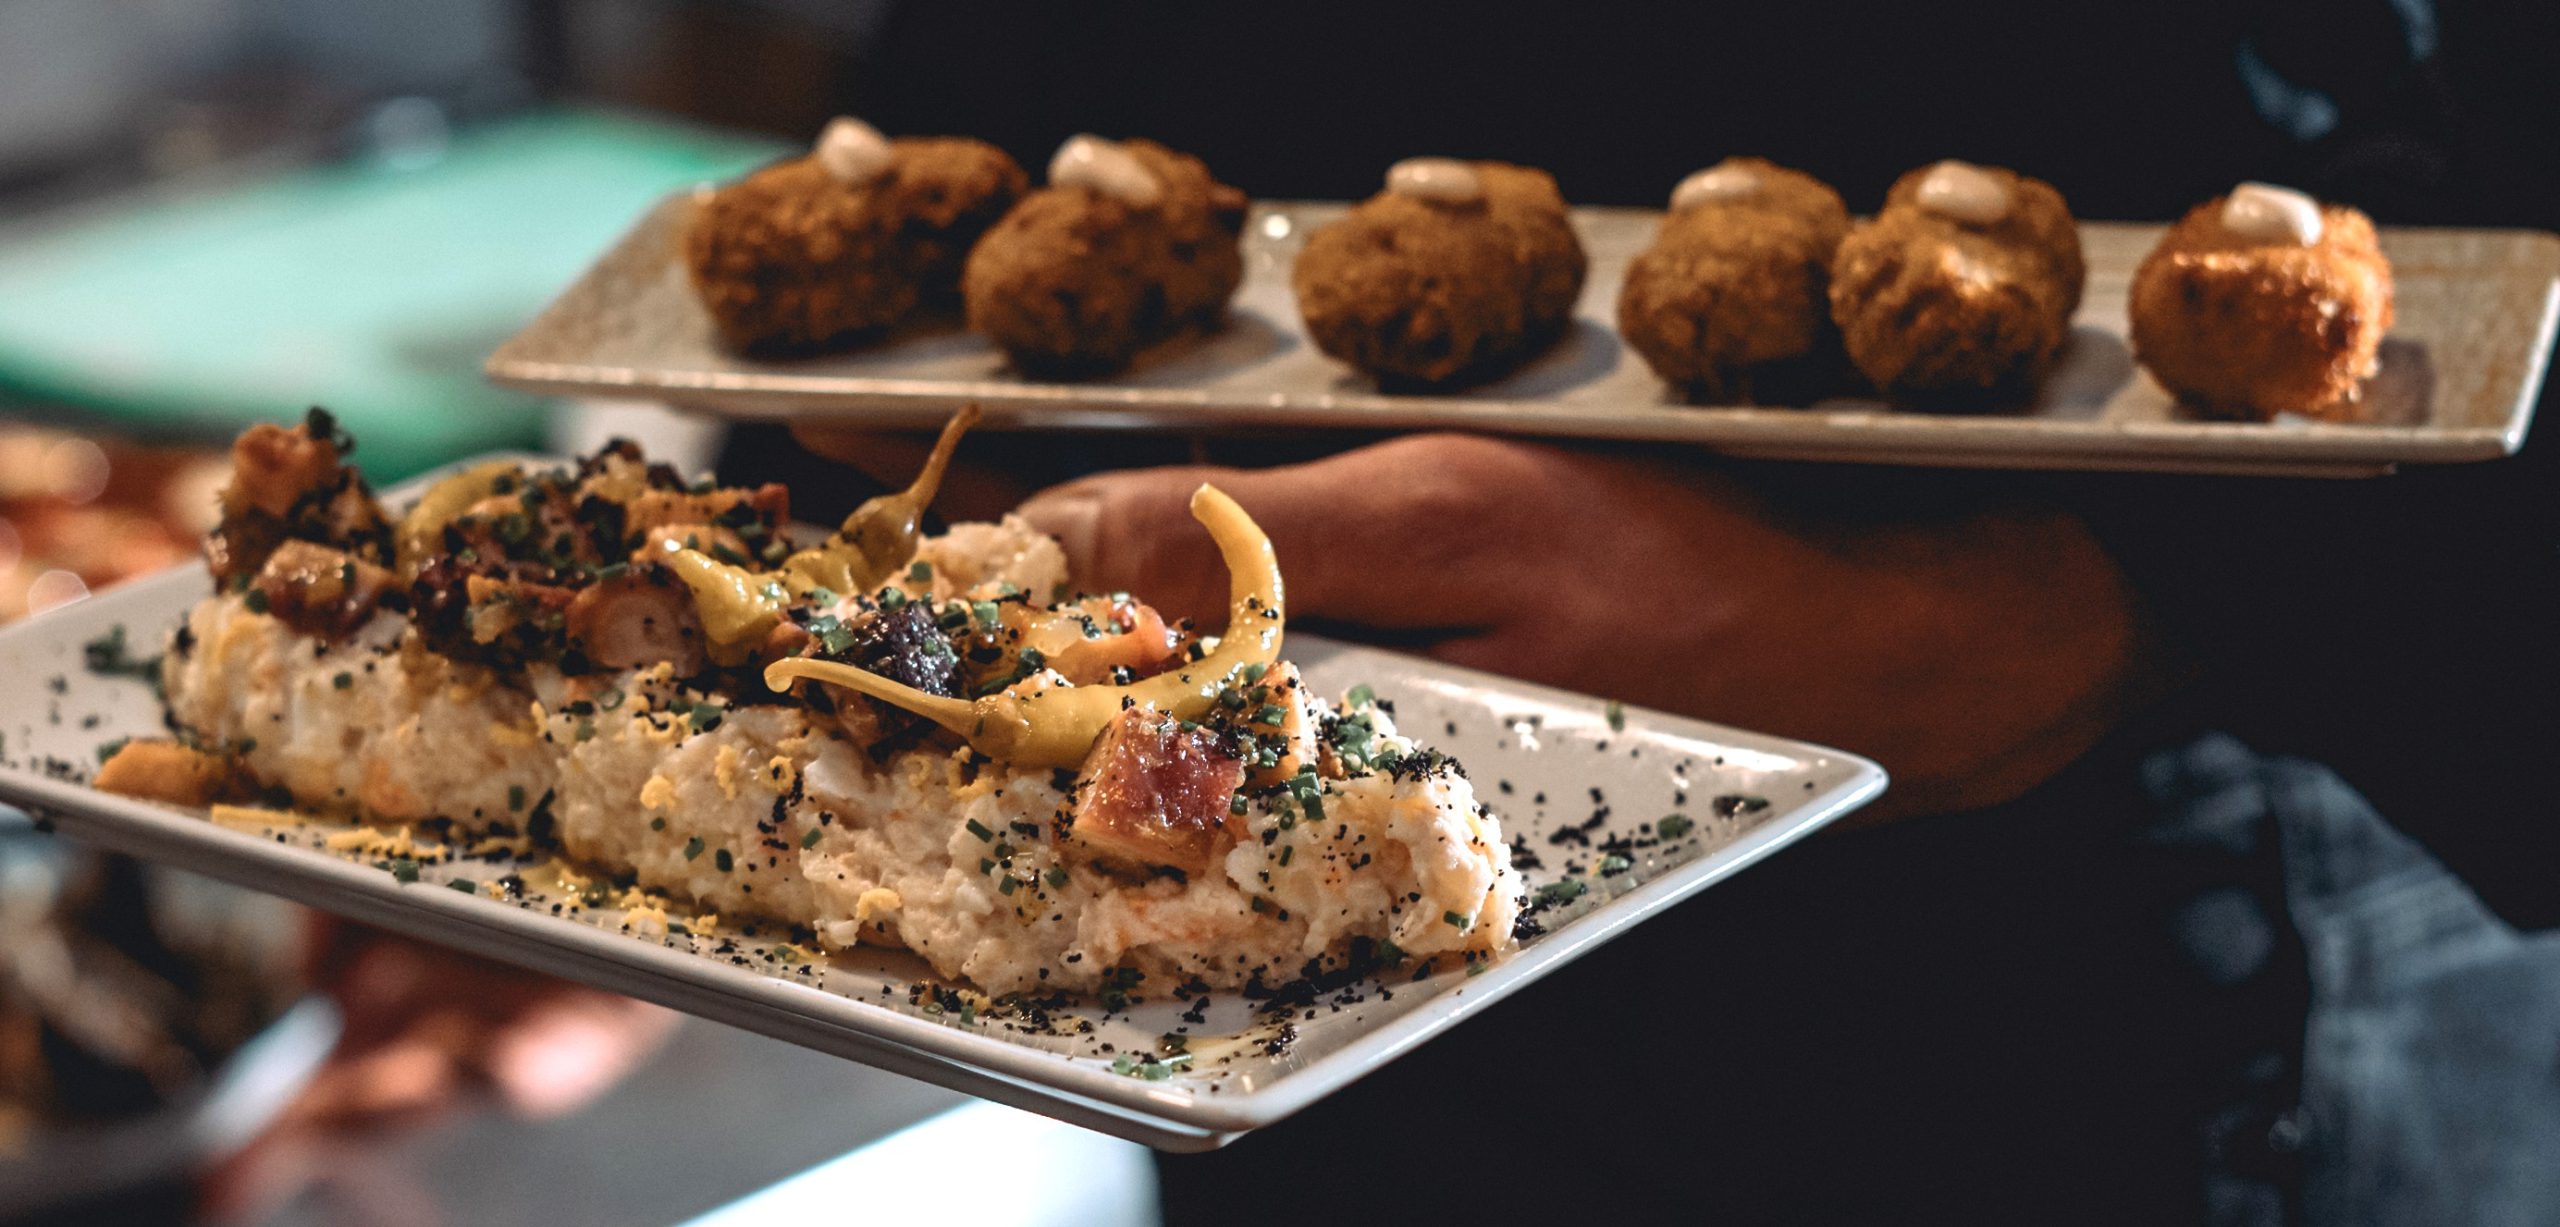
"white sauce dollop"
2221,182,2324,246
1914,161,2011,225
814,117,893,187
1670,162,1762,211
1049,135,1162,207
1385,157,1484,205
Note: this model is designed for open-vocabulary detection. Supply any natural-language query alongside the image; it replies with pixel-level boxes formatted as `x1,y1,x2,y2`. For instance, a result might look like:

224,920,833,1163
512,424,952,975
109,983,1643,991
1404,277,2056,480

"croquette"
960,135,1248,376
1617,158,1852,402
1293,158,1588,387
684,118,1027,356
1828,160,2086,410
2127,183,2393,420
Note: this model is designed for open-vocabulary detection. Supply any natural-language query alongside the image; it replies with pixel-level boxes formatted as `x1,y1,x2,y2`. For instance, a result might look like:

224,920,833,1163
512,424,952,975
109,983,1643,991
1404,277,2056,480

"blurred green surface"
0,108,781,479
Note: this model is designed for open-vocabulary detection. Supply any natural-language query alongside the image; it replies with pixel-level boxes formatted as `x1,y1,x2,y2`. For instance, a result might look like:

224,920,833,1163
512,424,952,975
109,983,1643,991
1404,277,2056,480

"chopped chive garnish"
997,875,1017,895
332,672,353,690
906,561,933,582
965,819,994,842
1444,910,1469,928
650,816,666,831
713,848,733,872
801,827,823,848
447,877,477,894
808,615,856,655
1045,866,1070,888
507,785,526,811
1656,814,1694,838
1605,699,1626,732
683,837,705,860
1346,683,1376,709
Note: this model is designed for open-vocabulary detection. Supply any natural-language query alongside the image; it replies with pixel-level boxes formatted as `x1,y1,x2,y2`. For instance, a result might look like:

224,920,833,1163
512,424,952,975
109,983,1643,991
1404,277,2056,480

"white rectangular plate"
0,464,1883,1150
489,195,2558,478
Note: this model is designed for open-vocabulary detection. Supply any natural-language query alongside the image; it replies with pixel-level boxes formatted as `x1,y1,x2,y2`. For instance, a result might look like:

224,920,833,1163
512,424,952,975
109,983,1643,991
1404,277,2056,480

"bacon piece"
1069,706,1247,876
564,565,707,674
250,541,400,639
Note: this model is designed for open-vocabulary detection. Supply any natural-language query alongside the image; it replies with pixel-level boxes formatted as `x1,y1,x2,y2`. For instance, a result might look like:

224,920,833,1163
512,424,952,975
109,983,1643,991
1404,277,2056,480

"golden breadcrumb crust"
1292,161,1587,386
2127,197,2392,420
960,140,1247,375
1828,164,2085,410
1617,158,1852,402
684,138,1027,355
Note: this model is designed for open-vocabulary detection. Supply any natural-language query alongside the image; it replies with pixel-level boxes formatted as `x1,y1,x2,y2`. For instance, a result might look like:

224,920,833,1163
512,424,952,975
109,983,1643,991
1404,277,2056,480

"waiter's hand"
949,432,2148,819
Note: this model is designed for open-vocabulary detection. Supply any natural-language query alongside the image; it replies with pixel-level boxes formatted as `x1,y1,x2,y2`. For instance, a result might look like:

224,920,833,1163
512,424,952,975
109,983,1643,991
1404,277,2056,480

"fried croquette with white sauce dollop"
1828,160,2085,410
2127,183,2394,420
684,118,1027,355
960,136,1248,376
1617,158,1852,402
1293,158,1588,386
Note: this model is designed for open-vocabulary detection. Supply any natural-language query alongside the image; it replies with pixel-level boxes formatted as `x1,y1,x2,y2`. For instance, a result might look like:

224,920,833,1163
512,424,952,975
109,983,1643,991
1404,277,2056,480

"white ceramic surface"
0,461,1884,1150
487,196,2558,478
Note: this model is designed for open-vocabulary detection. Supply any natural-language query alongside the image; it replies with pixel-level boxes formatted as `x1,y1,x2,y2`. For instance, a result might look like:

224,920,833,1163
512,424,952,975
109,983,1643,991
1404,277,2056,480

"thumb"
1016,434,1529,631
